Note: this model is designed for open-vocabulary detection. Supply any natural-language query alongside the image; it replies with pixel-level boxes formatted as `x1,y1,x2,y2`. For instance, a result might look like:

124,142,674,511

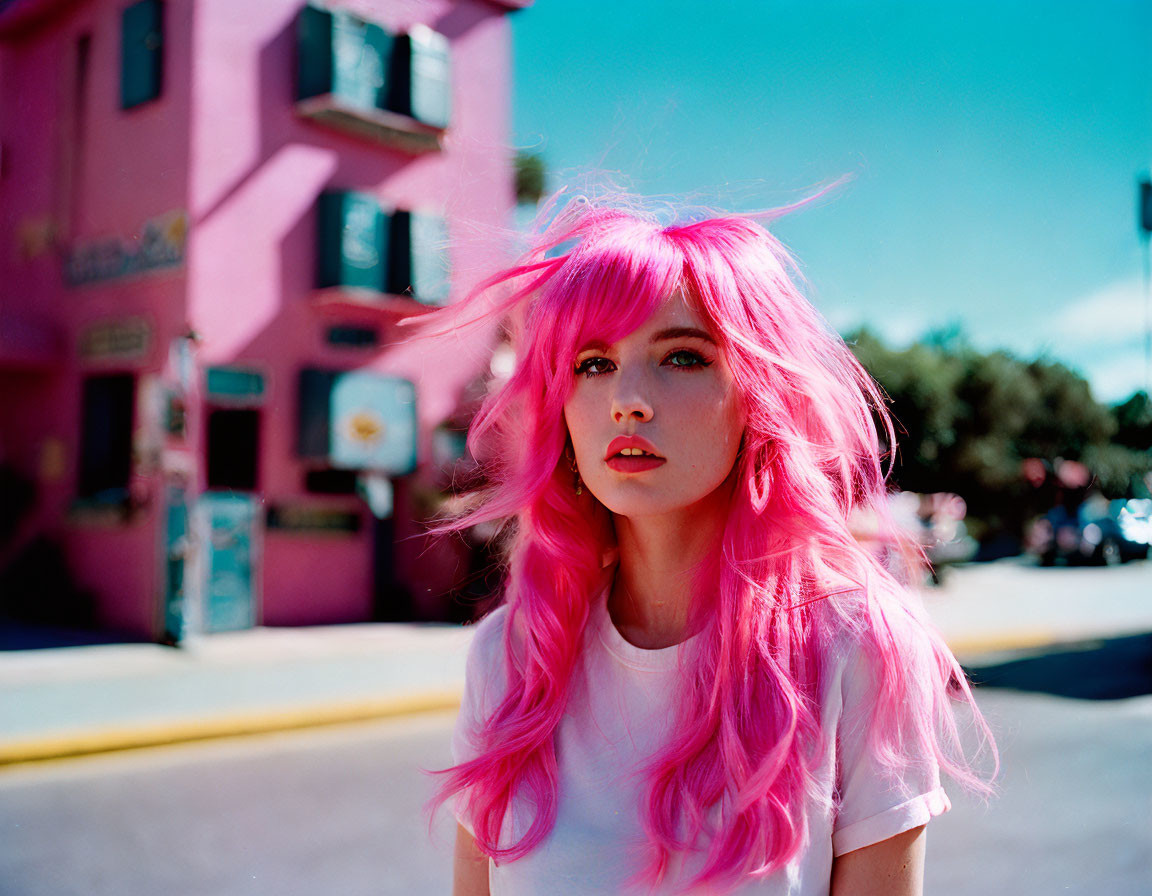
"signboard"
65,210,187,286
206,367,266,403
298,369,417,474
267,504,361,533
331,372,415,471
80,316,152,362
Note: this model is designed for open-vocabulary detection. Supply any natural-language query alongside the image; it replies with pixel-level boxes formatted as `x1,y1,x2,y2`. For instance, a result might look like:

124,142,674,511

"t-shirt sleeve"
450,605,511,834
830,617,951,857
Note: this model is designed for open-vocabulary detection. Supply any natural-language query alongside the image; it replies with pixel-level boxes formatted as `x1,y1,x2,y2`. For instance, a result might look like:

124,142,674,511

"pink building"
0,0,526,640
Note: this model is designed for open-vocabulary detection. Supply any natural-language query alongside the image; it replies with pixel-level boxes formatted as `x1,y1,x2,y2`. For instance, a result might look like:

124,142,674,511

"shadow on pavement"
0,618,152,651
966,632,1152,700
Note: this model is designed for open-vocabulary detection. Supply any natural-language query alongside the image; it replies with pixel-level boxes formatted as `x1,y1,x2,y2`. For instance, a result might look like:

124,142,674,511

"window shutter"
316,191,388,292
297,4,393,113
409,212,450,304
296,4,334,102
390,26,451,128
388,210,449,304
120,0,163,109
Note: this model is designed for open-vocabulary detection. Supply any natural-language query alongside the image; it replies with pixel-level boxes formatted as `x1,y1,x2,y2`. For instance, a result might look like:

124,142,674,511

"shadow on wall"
0,466,105,646
966,632,1152,700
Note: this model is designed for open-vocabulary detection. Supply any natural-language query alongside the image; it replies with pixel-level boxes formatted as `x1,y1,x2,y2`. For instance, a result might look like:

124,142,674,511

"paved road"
0,713,459,896
923,557,1152,657
2,688,1150,895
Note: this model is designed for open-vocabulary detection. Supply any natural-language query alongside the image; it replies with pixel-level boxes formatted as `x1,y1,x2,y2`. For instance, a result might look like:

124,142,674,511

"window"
390,26,451,129
206,408,260,491
78,374,135,499
295,5,451,151
120,0,164,109
314,192,449,303
326,325,380,348
316,191,387,292
388,210,450,304
297,5,393,114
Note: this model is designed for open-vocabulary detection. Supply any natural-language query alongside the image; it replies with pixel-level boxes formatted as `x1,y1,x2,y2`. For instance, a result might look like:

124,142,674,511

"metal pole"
1139,178,1152,394
1144,235,1151,394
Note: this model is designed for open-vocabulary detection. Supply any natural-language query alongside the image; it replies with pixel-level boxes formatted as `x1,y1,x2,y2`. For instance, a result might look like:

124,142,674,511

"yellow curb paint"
0,690,462,767
946,630,1063,657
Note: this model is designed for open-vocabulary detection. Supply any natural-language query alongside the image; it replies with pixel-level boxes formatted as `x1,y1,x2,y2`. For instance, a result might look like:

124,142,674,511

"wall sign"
80,316,152,362
267,503,362,533
65,210,187,286
298,369,417,474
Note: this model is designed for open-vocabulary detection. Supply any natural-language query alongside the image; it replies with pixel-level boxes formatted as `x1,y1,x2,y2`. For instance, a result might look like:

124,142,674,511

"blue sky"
510,1,1152,403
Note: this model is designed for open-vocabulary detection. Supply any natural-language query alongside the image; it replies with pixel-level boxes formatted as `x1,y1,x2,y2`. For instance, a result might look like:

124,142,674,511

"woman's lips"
605,455,667,473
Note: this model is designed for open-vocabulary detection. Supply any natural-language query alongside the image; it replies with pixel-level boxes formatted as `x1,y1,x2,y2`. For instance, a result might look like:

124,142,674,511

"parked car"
1030,497,1152,566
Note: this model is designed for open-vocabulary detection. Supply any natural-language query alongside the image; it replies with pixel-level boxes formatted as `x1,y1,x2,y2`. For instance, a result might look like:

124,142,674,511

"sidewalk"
0,622,471,765
2,559,1150,766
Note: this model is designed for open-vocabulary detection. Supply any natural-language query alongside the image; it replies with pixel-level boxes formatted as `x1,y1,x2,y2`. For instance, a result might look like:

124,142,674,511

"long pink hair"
422,193,994,892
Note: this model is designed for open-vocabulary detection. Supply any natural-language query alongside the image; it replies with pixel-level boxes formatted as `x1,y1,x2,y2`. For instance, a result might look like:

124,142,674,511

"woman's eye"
574,357,615,378
664,349,711,370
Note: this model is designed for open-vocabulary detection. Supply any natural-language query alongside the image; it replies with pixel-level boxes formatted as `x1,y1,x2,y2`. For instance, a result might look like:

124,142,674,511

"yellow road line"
0,690,462,767
947,630,1071,658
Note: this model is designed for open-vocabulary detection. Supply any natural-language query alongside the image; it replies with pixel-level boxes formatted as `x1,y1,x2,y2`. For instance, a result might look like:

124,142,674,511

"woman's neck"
607,483,732,650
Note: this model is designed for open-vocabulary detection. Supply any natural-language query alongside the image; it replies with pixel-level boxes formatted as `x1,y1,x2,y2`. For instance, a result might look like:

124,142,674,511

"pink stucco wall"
1,0,518,636
185,0,513,625
1,0,196,633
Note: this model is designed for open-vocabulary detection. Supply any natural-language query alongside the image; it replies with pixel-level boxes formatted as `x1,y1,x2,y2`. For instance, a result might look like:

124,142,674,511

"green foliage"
1113,391,1152,451
514,152,546,205
846,328,1152,541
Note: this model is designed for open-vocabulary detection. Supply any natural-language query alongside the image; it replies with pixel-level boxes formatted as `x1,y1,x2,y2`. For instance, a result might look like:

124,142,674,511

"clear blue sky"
510,1,1152,403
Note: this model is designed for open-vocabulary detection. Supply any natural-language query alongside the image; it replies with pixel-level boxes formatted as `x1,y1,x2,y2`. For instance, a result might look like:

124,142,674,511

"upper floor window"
120,0,164,109
296,5,451,151
314,190,449,305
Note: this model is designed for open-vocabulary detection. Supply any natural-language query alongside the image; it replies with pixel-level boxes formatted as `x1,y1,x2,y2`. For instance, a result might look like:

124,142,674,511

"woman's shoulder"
455,604,515,751
464,602,513,669
809,573,942,681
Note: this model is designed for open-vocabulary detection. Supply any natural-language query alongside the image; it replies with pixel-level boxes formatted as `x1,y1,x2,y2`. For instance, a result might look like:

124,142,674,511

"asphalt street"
2,687,1150,896
1,559,1149,894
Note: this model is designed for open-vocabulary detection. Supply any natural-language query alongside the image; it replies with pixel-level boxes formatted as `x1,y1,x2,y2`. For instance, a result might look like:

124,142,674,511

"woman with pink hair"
425,194,993,895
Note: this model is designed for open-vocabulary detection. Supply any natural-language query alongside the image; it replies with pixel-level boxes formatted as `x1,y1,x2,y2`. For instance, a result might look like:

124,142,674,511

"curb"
0,689,462,767
945,630,1064,660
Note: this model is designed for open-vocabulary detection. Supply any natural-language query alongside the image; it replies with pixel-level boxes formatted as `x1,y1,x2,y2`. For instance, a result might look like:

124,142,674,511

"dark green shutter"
296,4,334,101
120,0,163,109
298,369,337,459
316,192,388,292
297,4,393,112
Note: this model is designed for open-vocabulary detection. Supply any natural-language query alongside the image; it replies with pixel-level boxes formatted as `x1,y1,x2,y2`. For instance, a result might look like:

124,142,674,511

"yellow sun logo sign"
346,411,385,444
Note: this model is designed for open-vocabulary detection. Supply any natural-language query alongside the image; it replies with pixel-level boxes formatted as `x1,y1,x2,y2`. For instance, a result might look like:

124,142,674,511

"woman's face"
562,290,746,519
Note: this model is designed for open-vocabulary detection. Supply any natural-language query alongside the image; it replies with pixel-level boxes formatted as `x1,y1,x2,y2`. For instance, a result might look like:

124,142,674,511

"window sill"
295,95,444,154
311,287,444,318
69,493,138,526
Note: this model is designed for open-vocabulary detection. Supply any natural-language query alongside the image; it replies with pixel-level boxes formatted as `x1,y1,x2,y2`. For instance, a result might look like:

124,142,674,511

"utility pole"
1140,178,1152,394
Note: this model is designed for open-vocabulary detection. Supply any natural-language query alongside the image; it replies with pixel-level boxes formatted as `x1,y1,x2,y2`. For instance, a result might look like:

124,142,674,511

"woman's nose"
611,373,654,423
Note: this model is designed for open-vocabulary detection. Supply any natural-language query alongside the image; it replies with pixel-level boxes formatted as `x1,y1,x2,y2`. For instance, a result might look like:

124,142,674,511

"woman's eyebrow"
652,327,716,345
575,327,715,355
576,338,610,354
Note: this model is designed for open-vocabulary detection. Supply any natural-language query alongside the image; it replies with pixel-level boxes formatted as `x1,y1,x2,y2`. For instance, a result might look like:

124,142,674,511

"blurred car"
885,491,977,583
1030,497,1152,566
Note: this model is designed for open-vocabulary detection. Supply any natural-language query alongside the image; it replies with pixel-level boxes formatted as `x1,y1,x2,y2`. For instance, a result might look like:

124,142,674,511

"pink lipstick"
604,436,666,473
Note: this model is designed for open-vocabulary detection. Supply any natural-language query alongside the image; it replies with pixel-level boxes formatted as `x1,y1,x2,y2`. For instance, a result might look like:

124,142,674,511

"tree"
846,330,1152,544
514,152,546,205
1113,391,1152,452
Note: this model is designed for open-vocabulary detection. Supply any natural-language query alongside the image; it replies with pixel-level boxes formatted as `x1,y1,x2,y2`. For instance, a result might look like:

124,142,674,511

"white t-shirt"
451,587,949,895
